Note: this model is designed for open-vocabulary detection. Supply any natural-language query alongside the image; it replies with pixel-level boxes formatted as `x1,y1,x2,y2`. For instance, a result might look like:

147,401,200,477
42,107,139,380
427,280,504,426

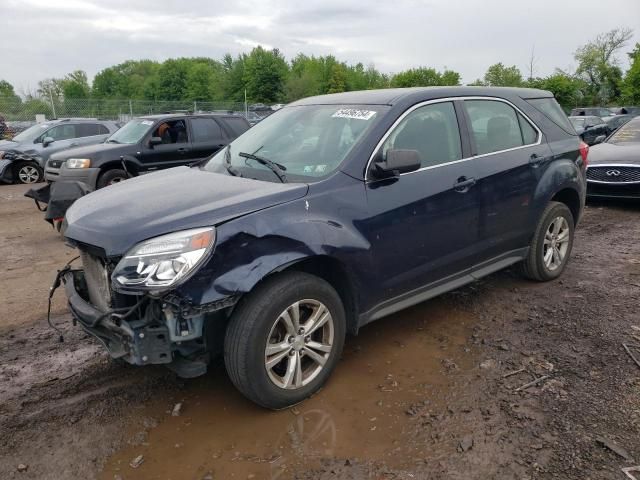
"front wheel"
97,168,128,189
15,162,43,184
520,201,575,282
224,272,346,409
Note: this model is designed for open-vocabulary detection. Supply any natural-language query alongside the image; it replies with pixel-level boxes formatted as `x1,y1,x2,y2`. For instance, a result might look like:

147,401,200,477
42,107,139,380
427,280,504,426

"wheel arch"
550,187,582,224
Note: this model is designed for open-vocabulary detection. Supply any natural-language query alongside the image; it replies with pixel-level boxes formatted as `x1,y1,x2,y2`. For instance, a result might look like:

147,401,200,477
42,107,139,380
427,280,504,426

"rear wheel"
15,162,42,184
224,272,346,409
97,169,127,188
520,201,574,282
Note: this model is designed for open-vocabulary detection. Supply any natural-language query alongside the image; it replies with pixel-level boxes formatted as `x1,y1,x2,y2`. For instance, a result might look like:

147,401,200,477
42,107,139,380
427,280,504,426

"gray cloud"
1,0,638,93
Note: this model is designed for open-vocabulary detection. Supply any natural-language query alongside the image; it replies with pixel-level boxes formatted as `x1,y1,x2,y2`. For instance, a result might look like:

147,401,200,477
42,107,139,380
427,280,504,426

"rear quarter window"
222,117,250,137
526,97,575,135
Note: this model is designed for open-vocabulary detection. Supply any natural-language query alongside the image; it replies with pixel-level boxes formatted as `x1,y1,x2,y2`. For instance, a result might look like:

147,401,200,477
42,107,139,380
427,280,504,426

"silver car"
0,118,120,184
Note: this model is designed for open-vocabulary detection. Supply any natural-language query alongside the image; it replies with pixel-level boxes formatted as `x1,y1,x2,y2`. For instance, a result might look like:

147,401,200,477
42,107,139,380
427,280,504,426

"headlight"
112,227,216,291
0,151,5,159
66,158,91,169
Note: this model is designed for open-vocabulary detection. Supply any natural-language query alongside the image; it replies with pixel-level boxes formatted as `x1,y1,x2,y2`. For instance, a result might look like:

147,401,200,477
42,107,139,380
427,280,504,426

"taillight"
579,141,589,168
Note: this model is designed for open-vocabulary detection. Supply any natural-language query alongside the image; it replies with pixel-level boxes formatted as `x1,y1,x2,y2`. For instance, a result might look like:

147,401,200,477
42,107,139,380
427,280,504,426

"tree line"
1,27,639,117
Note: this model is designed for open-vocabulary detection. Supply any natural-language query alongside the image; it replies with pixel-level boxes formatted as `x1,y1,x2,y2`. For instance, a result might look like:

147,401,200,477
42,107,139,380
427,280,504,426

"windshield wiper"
224,145,243,177
239,151,287,183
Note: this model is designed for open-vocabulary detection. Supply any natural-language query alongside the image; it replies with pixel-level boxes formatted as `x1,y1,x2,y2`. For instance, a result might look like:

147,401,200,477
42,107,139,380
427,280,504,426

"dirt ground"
1,182,640,480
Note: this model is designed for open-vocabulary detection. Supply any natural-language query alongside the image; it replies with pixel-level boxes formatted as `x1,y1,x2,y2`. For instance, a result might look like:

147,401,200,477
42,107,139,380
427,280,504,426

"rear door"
189,117,228,161
461,98,551,262
363,100,481,305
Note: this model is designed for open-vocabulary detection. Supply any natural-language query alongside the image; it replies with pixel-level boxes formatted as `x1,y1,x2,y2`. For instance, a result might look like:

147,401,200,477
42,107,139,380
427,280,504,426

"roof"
289,86,553,106
139,113,245,121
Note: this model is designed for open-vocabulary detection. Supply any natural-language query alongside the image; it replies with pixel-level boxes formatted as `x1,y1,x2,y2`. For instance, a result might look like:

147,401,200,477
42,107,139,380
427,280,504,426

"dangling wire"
47,256,80,342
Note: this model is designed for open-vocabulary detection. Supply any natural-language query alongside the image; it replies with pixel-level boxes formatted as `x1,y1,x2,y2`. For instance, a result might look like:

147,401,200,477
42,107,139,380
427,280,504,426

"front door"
362,101,481,308
140,119,192,171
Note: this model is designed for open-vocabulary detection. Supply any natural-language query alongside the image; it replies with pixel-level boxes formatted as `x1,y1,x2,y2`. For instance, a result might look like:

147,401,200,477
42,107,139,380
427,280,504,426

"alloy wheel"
264,299,334,390
543,216,570,271
18,165,40,184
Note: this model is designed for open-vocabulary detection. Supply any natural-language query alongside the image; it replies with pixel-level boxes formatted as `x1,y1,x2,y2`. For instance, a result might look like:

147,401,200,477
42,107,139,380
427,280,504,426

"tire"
97,169,128,189
520,201,575,282
224,272,346,409
15,162,42,184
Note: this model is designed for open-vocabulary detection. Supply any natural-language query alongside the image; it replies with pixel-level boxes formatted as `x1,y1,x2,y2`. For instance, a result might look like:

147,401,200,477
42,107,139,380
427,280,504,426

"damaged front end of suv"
63,227,238,377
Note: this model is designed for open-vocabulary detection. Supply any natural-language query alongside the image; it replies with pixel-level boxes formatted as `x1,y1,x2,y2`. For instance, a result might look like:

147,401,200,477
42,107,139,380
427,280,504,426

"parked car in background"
59,86,586,409
608,106,640,116
45,113,250,190
568,116,609,145
244,111,264,126
271,104,286,111
586,116,640,200
570,107,613,118
604,114,634,134
0,119,119,184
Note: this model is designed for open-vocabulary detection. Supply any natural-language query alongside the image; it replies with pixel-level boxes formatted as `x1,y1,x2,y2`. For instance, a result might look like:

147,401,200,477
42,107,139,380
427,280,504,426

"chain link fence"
0,96,268,135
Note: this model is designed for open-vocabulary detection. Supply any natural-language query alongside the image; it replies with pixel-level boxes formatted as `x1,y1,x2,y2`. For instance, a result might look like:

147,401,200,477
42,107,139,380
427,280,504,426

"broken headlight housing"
112,227,215,292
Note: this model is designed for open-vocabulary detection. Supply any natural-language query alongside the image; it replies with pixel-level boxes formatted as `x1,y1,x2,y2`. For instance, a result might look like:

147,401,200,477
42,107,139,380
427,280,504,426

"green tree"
574,27,633,104
622,43,640,104
482,63,523,87
92,60,160,99
390,67,460,87
155,58,191,100
0,80,22,115
243,47,288,102
60,70,91,99
527,72,587,110
327,64,347,93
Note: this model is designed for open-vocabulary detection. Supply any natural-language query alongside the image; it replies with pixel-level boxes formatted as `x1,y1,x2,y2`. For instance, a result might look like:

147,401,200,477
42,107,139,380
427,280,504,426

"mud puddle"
101,299,477,479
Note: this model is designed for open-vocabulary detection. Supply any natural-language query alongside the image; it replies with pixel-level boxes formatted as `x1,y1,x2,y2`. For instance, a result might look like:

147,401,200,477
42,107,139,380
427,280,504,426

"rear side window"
382,101,462,168
223,117,251,137
76,123,106,137
191,118,224,142
527,97,575,134
464,100,534,155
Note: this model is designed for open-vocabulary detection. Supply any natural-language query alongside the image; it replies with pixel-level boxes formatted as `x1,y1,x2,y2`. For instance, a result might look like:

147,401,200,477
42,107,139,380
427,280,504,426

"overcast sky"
1,0,638,93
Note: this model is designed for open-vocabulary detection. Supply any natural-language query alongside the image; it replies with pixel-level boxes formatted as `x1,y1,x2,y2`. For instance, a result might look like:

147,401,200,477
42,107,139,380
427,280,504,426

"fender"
98,154,143,175
175,173,372,309
530,154,585,226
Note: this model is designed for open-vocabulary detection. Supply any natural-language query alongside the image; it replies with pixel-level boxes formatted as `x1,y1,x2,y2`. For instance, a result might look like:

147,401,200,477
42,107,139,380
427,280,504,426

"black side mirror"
42,136,54,147
373,149,421,178
149,136,162,147
594,135,606,144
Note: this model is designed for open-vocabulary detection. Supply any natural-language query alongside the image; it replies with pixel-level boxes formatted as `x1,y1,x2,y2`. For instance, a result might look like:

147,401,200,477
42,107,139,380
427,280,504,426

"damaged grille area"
79,250,112,312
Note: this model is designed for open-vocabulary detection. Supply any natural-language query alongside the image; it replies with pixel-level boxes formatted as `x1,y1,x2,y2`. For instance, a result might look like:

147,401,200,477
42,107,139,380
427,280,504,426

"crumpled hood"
0,139,20,151
588,142,640,166
64,166,309,256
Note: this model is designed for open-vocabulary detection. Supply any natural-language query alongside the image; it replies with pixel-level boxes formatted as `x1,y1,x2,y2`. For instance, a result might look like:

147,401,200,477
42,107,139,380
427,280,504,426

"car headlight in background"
0,151,5,159
66,158,91,169
112,227,216,291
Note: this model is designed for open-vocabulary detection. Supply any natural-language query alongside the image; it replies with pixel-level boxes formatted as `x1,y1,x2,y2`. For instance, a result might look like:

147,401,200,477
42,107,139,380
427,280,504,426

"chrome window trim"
586,164,640,184
365,96,543,181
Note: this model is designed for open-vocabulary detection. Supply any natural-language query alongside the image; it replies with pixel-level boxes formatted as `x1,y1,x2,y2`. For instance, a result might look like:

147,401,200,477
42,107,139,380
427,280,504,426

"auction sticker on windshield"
332,109,377,120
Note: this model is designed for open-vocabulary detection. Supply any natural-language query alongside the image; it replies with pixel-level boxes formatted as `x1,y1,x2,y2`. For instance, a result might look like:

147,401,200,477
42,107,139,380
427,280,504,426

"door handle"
529,153,545,167
453,176,476,193
177,147,187,154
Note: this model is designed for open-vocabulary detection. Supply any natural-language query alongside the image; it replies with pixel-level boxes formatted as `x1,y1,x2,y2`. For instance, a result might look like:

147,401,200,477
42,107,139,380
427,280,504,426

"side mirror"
594,135,606,144
149,136,162,147
42,136,54,147
373,149,421,178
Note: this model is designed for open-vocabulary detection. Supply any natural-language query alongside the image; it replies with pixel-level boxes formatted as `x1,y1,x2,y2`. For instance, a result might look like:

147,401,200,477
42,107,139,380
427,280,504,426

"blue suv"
59,87,587,409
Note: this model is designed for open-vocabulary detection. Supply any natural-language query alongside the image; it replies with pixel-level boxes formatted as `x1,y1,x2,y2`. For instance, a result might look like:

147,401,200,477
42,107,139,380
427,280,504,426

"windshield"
204,104,388,182
106,118,154,144
608,119,640,144
11,123,52,143
569,117,585,128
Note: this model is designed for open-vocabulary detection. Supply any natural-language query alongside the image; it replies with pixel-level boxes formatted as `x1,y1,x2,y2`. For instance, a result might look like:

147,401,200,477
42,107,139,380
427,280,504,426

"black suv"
59,87,587,409
45,113,250,189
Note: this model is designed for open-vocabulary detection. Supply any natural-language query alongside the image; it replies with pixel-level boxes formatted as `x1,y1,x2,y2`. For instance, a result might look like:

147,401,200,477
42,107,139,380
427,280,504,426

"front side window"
152,120,189,144
465,100,536,155
380,101,462,169
205,104,388,182
43,124,76,141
